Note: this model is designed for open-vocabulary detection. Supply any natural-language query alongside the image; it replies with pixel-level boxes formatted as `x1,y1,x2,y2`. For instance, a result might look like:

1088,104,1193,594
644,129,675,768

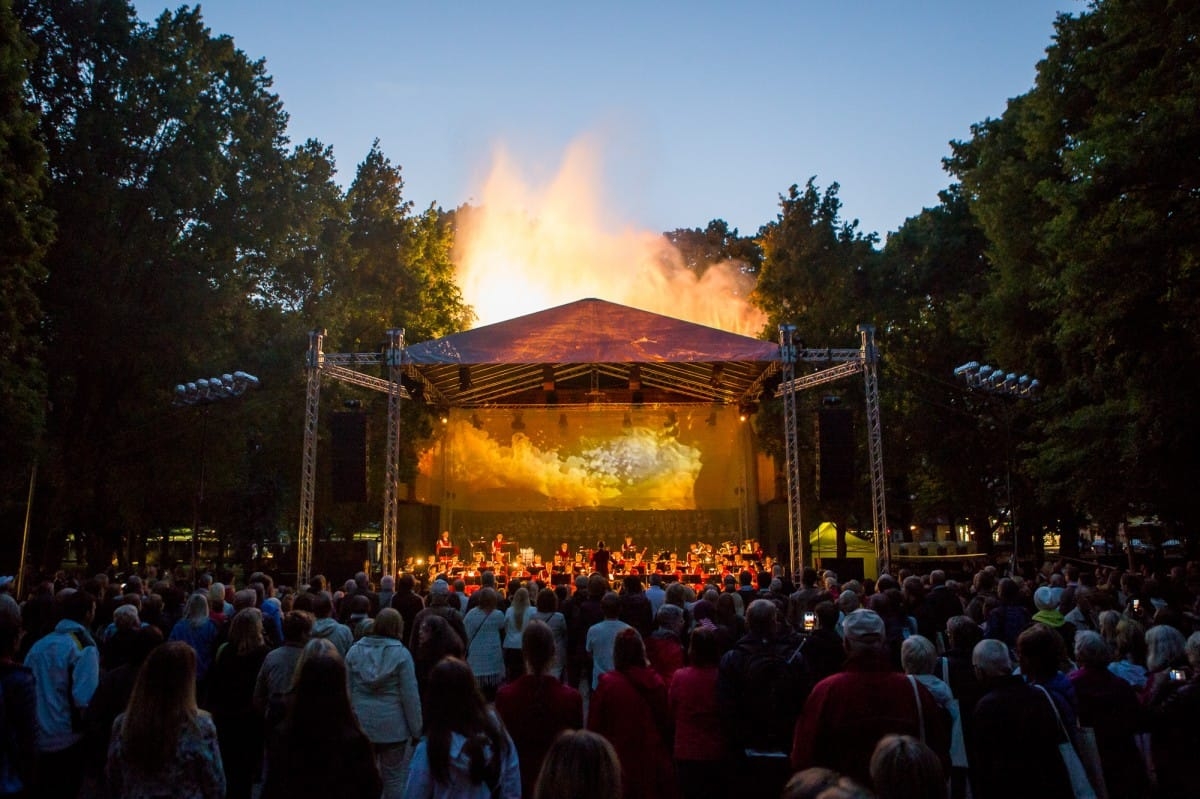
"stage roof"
404,298,781,407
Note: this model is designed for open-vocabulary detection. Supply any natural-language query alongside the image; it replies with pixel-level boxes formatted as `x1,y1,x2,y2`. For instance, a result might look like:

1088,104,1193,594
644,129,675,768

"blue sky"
159,1,1077,241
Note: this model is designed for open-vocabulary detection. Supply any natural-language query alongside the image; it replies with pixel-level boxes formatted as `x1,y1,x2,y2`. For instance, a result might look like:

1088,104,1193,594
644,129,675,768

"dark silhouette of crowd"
1,556,1198,799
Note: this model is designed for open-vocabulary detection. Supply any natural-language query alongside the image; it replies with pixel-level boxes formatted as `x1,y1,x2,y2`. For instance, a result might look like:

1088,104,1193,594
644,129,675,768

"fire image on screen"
415,406,747,511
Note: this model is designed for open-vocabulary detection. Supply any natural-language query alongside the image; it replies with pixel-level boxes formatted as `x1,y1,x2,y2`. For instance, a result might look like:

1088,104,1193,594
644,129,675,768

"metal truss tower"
777,324,889,577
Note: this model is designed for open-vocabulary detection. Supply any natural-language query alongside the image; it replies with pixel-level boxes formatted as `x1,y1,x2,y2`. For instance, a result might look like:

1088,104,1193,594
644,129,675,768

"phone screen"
803,612,815,631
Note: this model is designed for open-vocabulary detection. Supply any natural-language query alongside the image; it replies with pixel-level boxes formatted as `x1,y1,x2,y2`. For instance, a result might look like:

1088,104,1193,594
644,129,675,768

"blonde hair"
510,587,530,632
228,607,265,655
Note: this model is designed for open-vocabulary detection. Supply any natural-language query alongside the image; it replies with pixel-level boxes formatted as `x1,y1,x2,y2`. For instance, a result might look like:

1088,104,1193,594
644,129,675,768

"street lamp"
172,371,259,580
954,361,1040,570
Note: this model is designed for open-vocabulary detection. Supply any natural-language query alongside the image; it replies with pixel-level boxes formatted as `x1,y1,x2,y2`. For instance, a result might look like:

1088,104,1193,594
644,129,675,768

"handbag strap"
940,656,950,685
1034,684,1071,742
908,675,926,743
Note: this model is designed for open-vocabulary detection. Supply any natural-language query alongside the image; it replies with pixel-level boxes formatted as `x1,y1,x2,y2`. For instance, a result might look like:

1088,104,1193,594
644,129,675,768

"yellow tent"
808,522,878,580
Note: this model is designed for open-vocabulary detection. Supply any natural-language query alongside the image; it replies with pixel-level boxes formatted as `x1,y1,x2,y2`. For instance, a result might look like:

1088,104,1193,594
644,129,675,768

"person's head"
1186,631,1200,671
476,586,499,612
533,730,621,799
511,586,530,613
836,589,860,615
901,635,938,676
113,603,140,631
418,614,466,658
348,594,370,617
311,592,334,619
842,609,886,656
688,625,720,668
813,600,838,631
288,647,361,740
228,607,265,655
1018,623,1066,682
781,768,841,799
281,609,314,645
521,619,555,676
655,603,684,634
57,588,96,625
119,641,198,770
429,579,450,605
600,591,621,619
612,627,647,671
183,592,209,625
947,615,982,654
998,577,1021,604
745,598,778,637
869,734,944,799
535,587,558,614
380,575,394,592
1146,624,1186,673
373,608,403,640
398,574,416,594
1073,629,1112,669
972,638,1013,679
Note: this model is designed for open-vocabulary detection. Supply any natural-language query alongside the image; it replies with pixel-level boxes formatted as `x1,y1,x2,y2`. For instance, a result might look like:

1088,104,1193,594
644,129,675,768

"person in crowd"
983,578,1030,652
969,638,1071,799
587,628,675,799
495,620,583,799
787,567,822,630
309,592,353,656
1143,630,1200,798
412,578,468,647
1141,623,1187,704
528,588,567,681
1109,615,1148,689
713,592,746,652
169,592,220,700
464,586,507,700
207,607,270,799
902,634,965,782
261,648,380,798
390,574,426,649
26,588,100,798
567,574,607,695
719,597,808,799
644,603,686,684
0,611,36,798
924,570,964,640
253,609,312,728
802,601,846,682
869,734,944,799
781,768,858,799
406,657,520,799
1032,585,1076,656
347,594,373,639
532,730,621,799
585,592,631,691
378,574,396,611
345,608,423,799
106,641,225,799
413,613,465,699
502,586,533,683
1017,623,1077,727
792,608,950,788
1068,629,1147,798
668,625,727,799
646,573,667,618
618,575,654,638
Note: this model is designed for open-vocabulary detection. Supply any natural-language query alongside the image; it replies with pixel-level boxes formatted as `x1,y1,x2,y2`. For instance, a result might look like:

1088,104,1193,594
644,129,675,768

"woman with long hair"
207,607,270,799
346,608,423,799
169,593,220,700
533,730,621,799
502,586,532,682
106,641,225,799
261,650,381,798
495,620,583,798
413,613,465,700
587,628,676,799
528,588,567,681
463,587,506,699
406,657,520,799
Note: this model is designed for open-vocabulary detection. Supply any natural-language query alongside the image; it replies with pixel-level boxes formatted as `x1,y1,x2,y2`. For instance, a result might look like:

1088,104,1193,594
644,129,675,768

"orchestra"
421,532,766,586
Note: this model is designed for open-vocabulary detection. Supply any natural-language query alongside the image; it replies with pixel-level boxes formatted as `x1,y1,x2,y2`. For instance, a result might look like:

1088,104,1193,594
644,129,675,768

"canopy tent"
403,298,781,407
808,521,878,579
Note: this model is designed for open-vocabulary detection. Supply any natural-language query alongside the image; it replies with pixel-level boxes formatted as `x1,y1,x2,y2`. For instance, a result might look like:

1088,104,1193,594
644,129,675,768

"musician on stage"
492,532,507,564
591,540,613,578
552,542,572,573
435,530,456,561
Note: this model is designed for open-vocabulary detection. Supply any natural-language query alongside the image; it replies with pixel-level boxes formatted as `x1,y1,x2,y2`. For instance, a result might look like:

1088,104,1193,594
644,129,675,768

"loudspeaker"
331,411,368,503
816,408,854,501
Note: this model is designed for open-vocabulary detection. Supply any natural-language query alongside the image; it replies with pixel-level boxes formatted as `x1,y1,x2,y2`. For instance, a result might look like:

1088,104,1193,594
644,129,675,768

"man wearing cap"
791,608,950,786
411,579,467,647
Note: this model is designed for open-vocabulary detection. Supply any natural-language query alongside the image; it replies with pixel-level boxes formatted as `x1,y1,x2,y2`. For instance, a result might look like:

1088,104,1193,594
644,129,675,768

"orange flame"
454,137,766,336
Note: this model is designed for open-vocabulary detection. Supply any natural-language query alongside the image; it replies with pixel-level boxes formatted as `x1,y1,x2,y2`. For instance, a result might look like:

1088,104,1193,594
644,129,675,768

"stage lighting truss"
953,362,1041,400
173,371,260,406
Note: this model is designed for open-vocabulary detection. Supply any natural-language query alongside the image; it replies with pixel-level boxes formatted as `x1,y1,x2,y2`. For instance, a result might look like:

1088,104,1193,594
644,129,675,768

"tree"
662,219,762,278
0,0,53,565
948,0,1200,532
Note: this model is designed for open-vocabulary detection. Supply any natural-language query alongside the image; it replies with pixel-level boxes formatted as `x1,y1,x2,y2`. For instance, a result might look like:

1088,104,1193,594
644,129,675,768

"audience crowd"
0,556,1198,799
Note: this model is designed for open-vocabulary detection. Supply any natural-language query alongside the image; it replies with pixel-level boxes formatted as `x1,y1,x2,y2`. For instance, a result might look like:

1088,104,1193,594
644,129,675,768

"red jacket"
791,658,951,786
668,665,726,761
588,666,677,799
495,674,583,799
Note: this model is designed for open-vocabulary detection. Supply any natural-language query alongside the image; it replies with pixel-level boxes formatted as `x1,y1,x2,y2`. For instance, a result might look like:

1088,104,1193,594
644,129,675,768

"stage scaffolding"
297,322,888,586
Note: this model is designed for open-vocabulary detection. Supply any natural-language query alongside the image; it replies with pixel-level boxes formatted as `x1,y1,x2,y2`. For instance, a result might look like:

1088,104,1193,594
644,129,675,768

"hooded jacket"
405,722,520,799
311,617,353,656
345,635,422,743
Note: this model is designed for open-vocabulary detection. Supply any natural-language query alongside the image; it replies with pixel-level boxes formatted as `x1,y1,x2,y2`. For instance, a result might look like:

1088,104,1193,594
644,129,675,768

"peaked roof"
405,298,779,365
403,298,780,407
